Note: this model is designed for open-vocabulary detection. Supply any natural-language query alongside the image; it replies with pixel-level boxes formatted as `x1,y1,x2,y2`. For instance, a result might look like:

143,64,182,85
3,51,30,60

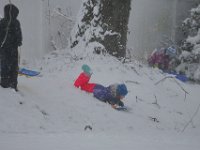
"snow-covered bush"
176,4,200,82
181,4,200,40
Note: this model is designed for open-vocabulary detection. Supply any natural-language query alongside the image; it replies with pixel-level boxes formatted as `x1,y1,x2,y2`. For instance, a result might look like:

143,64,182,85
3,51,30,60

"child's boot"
82,64,93,76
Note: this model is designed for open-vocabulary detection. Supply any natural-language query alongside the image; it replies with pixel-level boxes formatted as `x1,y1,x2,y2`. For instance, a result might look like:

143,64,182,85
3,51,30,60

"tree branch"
182,104,200,132
173,79,189,101
53,8,74,22
154,76,174,85
152,94,161,109
155,76,189,101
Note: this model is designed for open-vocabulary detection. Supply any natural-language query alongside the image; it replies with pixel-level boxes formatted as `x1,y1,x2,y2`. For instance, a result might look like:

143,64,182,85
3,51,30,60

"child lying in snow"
74,64,128,109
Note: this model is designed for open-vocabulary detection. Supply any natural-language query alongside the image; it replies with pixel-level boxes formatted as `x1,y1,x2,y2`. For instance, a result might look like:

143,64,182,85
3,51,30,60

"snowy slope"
0,49,200,150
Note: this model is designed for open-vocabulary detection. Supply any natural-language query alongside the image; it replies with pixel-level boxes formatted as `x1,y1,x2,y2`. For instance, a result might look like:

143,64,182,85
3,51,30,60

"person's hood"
4,4,19,20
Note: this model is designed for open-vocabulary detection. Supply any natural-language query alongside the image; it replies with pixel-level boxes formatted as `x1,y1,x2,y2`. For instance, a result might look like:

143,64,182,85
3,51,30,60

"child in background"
74,64,128,109
148,47,177,71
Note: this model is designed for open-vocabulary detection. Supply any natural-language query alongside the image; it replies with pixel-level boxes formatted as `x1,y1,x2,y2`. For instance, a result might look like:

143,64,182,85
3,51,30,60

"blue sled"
174,74,188,82
19,68,40,77
166,71,188,82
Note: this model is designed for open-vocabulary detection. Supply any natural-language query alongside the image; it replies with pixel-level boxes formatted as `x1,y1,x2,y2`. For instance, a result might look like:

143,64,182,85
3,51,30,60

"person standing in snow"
0,4,22,91
74,64,128,109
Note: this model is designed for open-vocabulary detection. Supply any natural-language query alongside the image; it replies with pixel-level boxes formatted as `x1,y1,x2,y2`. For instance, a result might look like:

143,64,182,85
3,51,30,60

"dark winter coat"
93,84,124,107
0,4,22,89
0,4,22,49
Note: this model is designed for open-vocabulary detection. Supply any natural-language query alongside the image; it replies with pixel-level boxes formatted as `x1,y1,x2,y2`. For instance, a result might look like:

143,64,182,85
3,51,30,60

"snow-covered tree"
181,4,200,52
176,4,200,81
70,0,131,59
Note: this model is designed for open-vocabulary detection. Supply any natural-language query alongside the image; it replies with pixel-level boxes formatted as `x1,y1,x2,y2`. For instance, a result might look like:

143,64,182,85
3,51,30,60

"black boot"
10,82,18,92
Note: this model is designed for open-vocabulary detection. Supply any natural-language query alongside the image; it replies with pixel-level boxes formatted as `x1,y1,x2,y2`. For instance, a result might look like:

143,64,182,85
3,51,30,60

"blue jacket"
93,84,124,107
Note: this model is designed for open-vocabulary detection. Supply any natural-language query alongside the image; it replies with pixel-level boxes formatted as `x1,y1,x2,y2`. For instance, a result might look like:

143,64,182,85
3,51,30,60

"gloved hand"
118,101,124,107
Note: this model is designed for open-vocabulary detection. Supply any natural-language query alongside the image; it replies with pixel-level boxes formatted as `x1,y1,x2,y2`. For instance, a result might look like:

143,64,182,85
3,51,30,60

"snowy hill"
0,49,200,150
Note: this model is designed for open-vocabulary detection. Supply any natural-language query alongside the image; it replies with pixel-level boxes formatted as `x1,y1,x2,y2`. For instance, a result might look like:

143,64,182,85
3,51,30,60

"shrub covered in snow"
177,4,200,82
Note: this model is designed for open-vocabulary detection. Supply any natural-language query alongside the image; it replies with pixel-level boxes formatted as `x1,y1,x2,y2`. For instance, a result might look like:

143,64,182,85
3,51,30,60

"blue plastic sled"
19,68,40,77
174,74,188,82
166,71,188,82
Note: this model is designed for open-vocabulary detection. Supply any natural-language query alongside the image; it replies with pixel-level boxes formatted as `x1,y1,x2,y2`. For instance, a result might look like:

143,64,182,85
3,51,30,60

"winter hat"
82,64,93,75
117,84,128,96
166,46,176,57
4,4,19,19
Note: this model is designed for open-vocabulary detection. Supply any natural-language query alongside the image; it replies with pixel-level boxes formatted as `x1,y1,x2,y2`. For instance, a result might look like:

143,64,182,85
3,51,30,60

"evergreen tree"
177,4,200,81
181,4,200,52
70,0,131,59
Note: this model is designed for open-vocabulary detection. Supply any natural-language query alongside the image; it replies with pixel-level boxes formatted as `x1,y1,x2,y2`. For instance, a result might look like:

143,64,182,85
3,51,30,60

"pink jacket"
148,49,170,70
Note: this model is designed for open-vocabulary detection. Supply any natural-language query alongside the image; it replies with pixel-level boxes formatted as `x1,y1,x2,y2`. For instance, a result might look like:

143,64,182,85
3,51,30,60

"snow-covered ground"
0,49,200,150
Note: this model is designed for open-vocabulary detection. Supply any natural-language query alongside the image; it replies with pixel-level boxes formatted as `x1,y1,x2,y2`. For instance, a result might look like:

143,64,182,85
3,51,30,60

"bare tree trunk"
101,0,131,58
